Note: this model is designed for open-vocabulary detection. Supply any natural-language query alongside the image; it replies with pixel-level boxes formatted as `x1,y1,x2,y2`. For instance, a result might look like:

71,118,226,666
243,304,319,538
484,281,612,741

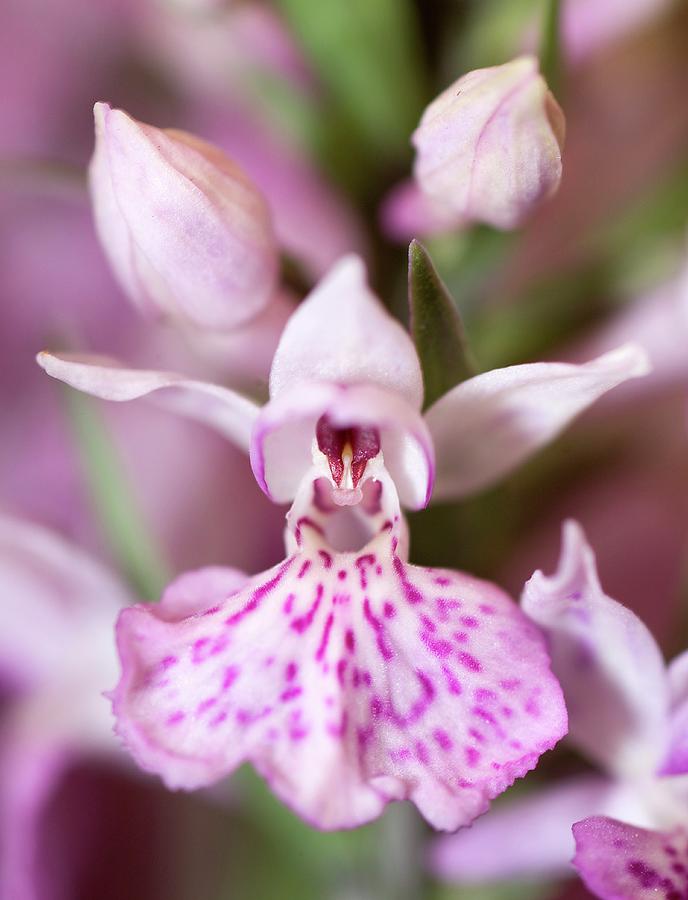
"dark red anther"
315,415,381,487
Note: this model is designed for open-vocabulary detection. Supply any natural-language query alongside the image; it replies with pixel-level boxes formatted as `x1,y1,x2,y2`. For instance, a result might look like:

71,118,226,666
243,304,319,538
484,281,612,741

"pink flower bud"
412,56,565,230
89,102,279,331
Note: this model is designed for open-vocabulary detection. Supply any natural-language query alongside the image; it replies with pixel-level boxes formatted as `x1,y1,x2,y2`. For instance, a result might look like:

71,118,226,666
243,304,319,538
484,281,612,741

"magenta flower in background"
432,521,688,896
382,55,565,240
37,249,650,829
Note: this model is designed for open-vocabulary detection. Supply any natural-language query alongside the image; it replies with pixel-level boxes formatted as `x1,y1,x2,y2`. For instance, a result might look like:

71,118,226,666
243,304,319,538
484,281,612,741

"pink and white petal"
158,566,250,621
572,816,688,900
250,381,434,508
0,513,129,689
425,345,650,501
431,775,614,883
0,724,71,900
37,351,259,452
523,521,670,779
112,531,565,830
268,255,424,410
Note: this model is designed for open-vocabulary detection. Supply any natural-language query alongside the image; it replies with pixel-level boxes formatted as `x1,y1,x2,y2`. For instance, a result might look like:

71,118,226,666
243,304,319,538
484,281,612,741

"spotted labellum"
38,253,650,829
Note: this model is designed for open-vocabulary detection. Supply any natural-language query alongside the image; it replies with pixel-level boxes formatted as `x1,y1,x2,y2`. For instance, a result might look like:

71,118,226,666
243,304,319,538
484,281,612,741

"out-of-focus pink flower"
0,514,128,900
574,252,688,406
382,56,565,239
38,254,650,829
431,522,688,892
562,0,673,63
90,103,280,333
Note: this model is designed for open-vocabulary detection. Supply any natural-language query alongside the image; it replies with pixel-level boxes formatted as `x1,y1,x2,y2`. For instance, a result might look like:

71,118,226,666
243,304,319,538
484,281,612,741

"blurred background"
1,0,687,898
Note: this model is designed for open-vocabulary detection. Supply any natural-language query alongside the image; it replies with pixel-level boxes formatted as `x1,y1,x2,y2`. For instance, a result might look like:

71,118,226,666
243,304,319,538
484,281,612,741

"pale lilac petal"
431,776,614,882
158,566,250,621
112,535,565,830
379,179,464,243
0,727,70,900
522,521,670,778
90,103,279,331
250,381,434,508
660,651,688,776
37,351,259,452
0,513,128,689
425,345,650,501
268,256,424,410
573,816,688,900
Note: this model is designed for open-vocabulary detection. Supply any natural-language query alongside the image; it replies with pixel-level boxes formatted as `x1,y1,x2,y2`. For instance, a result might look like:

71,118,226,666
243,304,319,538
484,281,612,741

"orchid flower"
0,513,130,900
38,254,649,830
432,521,688,898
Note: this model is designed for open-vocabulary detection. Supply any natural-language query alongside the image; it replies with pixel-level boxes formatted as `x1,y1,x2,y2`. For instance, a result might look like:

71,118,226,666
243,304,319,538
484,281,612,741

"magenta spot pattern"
112,523,566,831
573,817,688,900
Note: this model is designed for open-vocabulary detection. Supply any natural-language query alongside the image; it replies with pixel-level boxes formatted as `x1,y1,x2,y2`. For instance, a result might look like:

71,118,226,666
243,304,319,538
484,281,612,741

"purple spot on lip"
197,697,217,715
500,678,521,692
434,576,451,587
291,584,324,633
166,711,185,726
345,629,356,653
280,686,303,702
159,655,178,671
415,741,430,764
209,710,228,728
222,665,239,690
383,602,396,618
460,615,479,628
441,664,462,695
393,556,423,605
363,598,393,660
433,729,453,751
337,569,347,581
285,662,298,681
318,550,333,569
315,612,334,661
464,746,480,767
458,651,482,672
283,593,296,614
226,563,290,626
297,560,311,579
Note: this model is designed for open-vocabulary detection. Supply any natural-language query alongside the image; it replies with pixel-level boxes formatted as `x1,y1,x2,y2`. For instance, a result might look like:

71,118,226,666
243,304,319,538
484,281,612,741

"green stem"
64,389,170,600
539,0,563,94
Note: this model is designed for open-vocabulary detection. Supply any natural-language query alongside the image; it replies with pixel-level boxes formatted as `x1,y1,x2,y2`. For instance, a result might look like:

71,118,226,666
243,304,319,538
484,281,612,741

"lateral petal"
37,351,259,452
425,345,650,501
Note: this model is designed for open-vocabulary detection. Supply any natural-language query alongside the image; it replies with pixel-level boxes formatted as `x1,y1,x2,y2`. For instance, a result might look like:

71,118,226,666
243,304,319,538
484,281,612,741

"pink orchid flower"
432,521,688,897
38,254,649,830
0,513,130,900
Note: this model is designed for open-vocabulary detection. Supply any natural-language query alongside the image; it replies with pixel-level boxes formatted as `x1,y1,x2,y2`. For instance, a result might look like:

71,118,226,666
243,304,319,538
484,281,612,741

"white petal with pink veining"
37,351,259,452
425,345,650,500
112,529,566,830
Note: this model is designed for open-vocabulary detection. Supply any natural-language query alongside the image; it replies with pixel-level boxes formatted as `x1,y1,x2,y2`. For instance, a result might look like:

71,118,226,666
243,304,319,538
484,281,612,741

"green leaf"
274,0,425,161
64,389,170,600
408,240,477,410
539,0,563,95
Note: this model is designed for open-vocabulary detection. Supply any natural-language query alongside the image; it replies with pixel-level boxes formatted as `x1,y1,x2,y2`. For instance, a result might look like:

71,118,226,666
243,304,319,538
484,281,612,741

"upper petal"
90,102,279,332
573,816,688,900
268,255,424,410
425,345,650,501
37,351,260,453
522,520,670,778
250,381,434,508
112,529,565,830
